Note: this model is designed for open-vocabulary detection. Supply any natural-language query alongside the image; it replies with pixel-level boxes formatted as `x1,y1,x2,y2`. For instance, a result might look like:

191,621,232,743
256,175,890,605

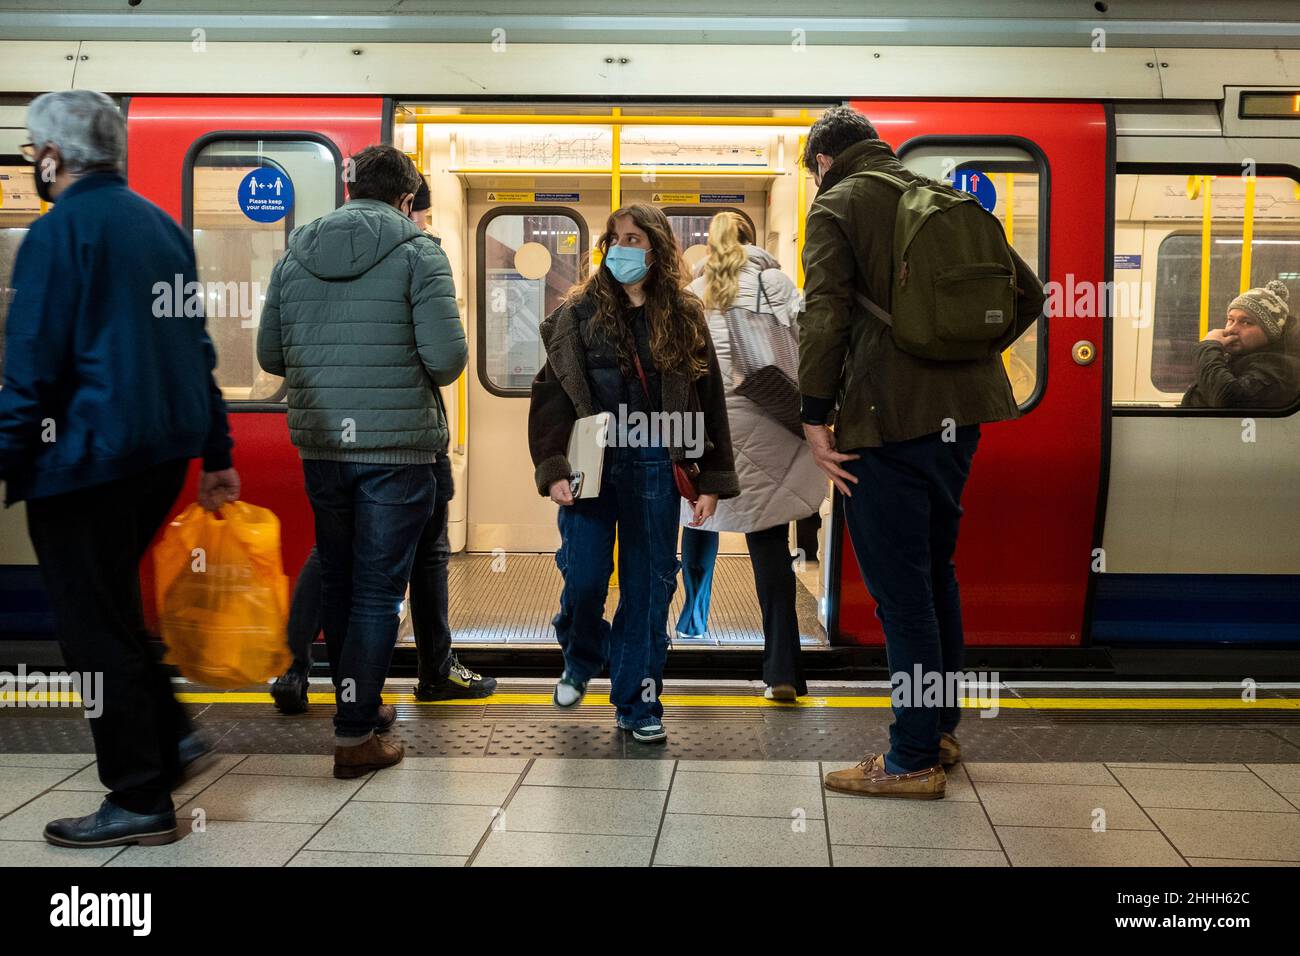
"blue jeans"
675,526,718,638
552,447,679,729
288,453,454,685
840,426,980,774
303,460,436,740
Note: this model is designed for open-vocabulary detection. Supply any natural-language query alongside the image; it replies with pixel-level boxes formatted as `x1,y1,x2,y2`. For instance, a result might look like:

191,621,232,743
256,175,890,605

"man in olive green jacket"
801,108,1044,800
257,145,466,778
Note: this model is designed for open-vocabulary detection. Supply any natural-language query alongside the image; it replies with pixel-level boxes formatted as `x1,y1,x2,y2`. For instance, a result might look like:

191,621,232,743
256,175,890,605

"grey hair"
26,90,125,172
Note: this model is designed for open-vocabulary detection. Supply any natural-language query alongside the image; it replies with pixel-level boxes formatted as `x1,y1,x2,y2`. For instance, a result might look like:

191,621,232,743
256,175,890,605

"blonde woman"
678,212,827,699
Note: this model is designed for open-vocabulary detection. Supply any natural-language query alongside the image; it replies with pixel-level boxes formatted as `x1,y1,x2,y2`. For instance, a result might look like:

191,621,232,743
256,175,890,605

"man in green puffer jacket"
257,145,466,778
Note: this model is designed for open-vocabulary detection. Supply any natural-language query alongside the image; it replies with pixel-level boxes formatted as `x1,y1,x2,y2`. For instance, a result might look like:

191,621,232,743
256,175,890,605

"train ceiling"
2,1,1300,49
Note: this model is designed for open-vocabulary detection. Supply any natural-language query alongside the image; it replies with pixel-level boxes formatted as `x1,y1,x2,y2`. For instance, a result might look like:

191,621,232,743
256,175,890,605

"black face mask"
33,153,56,203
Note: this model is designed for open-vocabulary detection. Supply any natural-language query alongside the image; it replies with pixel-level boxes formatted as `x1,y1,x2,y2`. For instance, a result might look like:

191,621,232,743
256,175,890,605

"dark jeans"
677,524,807,695
25,459,192,815
303,459,435,740
552,447,679,729
287,454,454,686
840,426,980,774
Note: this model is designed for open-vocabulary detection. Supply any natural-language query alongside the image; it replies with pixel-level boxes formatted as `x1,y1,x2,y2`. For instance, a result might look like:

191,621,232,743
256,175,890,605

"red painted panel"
126,96,384,220
128,96,384,623
834,101,1108,647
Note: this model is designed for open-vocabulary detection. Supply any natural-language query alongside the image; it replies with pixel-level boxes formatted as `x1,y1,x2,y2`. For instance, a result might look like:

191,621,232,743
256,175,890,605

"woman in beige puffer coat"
677,212,828,699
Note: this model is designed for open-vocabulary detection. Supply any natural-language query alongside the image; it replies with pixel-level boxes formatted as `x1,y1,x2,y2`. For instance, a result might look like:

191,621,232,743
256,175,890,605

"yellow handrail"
610,106,621,212
607,107,621,587
1199,175,1213,339
397,113,818,128
796,133,807,287
1240,176,1256,294
448,166,782,177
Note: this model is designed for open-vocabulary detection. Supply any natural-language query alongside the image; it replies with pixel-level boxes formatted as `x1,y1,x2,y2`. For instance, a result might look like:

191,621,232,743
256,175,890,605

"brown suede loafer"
939,732,961,767
334,733,404,779
824,753,946,799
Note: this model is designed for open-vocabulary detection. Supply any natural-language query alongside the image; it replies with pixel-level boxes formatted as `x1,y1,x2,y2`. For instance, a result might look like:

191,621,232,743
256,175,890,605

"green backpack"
850,170,1019,362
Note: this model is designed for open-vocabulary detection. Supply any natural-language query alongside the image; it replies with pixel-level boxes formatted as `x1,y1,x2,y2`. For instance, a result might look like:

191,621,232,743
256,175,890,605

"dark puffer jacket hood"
288,199,422,280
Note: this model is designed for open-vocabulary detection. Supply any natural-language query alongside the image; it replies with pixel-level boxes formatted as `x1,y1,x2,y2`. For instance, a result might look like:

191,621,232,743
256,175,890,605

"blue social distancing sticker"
954,169,997,213
238,167,294,224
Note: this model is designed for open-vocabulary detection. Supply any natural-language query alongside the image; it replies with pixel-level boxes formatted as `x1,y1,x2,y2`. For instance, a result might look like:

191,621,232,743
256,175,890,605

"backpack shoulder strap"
852,289,893,327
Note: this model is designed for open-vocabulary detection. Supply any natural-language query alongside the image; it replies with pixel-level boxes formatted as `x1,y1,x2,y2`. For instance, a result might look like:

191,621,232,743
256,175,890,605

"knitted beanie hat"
1228,279,1290,342
413,177,431,213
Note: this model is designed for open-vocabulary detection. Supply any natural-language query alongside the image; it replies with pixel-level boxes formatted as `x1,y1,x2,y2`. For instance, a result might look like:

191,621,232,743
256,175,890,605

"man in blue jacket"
0,90,238,848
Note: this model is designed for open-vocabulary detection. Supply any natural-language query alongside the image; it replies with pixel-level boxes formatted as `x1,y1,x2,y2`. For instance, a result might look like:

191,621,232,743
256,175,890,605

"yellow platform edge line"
3,692,1295,711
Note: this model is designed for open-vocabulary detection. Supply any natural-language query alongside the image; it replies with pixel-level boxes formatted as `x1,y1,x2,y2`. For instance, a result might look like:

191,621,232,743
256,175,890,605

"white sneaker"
553,674,585,708
630,722,667,744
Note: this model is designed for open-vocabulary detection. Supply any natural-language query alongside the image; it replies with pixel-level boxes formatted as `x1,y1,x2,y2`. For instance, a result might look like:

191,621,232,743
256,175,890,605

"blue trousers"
840,426,979,773
289,453,454,687
552,449,679,729
303,460,435,740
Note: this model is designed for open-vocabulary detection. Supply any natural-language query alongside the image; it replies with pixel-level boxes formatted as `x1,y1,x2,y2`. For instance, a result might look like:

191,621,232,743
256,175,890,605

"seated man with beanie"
1182,279,1300,409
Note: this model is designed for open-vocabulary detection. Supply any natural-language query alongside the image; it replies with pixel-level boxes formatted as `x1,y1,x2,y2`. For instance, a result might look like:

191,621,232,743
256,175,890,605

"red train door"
831,101,1109,648
125,96,388,620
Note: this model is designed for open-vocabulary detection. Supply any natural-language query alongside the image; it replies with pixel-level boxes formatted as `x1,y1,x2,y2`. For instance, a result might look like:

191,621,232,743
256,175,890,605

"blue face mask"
603,244,650,285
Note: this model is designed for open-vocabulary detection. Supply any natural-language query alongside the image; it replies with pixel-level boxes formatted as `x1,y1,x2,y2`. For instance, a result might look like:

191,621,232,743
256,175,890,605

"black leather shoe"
44,799,178,849
271,671,310,715
415,656,498,701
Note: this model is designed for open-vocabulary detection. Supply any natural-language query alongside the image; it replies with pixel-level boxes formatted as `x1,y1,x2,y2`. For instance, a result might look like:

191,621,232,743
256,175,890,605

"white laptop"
566,412,612,499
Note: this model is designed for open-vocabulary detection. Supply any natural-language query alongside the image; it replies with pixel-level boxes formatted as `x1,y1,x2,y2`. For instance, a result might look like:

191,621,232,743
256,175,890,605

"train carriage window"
664,206,755,273
897,143,1047,410
477,207,587,394
1113,170,1300,409
0,161,42,378
186,137,340,403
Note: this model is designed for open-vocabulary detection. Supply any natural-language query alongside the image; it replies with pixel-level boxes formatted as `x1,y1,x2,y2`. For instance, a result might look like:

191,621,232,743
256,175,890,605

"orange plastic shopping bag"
153,501,292,688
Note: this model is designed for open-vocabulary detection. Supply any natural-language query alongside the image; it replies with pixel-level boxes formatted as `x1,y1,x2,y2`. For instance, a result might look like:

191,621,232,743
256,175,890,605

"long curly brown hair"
566,202,708,380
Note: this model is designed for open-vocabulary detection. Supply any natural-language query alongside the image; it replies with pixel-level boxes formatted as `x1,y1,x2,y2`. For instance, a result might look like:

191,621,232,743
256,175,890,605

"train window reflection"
479,208,586,393
1112,172,1300,409
899,144,1046,410
665,207,755,274
0,162,42,378
188,138,338,402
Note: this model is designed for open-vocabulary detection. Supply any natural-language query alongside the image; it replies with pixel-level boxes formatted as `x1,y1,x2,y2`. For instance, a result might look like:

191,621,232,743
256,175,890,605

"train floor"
408,552,828,646
1,679,1300,867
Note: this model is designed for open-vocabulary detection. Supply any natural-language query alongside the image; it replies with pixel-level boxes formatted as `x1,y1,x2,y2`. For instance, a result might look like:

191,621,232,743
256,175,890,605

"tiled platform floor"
1,753,1298,867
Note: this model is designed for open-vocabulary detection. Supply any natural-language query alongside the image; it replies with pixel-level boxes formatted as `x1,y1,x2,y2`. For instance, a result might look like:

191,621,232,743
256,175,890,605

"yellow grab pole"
610,107,622,212
1240,176,1256,293
1199,176,1213,339
796,133,808,287
608,107,621,588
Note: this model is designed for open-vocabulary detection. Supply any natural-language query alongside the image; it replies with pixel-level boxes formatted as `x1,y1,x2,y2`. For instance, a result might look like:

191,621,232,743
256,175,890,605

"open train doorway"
392,102,832,655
